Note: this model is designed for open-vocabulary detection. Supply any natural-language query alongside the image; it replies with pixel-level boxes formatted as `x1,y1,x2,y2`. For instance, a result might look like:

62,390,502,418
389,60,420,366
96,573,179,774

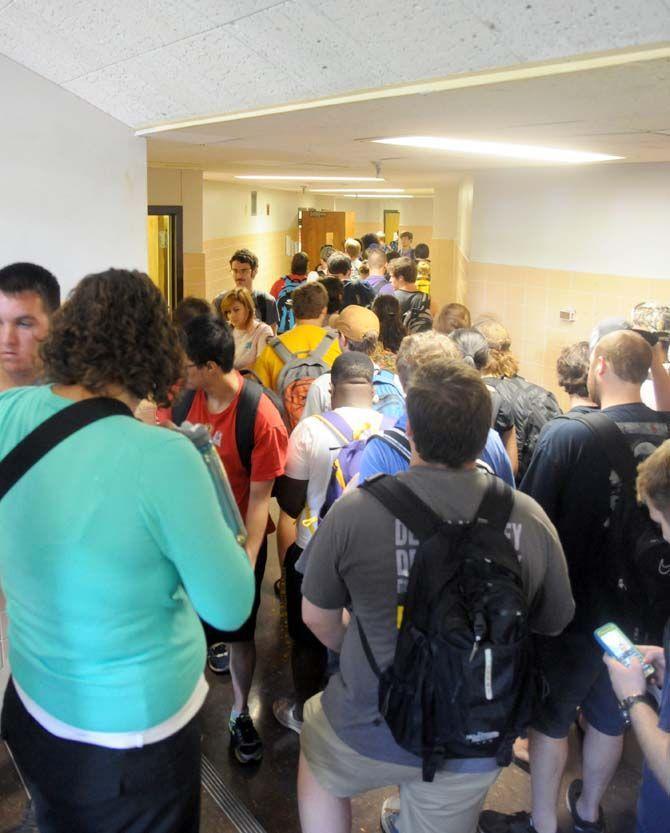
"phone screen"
594,623,655,678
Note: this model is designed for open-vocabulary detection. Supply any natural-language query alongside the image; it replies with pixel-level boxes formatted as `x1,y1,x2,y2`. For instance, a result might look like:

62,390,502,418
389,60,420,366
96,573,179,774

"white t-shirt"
285,406,384,549
233,320,273,370
301,370,404,419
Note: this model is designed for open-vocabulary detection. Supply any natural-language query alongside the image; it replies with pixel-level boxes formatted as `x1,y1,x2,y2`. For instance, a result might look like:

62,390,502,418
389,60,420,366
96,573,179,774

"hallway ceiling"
145,57,670,185
0,0,669,129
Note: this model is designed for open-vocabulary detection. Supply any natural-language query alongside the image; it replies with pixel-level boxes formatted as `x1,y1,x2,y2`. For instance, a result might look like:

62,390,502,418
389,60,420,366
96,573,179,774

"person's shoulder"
508,487,560,547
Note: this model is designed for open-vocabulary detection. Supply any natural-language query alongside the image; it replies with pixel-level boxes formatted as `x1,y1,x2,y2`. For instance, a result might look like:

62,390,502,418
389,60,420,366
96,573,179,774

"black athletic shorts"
531,632,625,739
202,537,267,645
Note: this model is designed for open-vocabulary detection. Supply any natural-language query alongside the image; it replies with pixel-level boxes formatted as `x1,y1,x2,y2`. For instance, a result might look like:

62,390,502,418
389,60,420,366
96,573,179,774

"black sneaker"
478,810,535,833
566,779,606,832
229,711,263,764
207,643,230,674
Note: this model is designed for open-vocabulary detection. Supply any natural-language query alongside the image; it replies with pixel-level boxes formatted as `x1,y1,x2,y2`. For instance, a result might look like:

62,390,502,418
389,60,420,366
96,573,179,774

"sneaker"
272,697,303,734
380,795,400,833
566,779,606,832
229,711,263,764
207,643,230,674
478,810,535,833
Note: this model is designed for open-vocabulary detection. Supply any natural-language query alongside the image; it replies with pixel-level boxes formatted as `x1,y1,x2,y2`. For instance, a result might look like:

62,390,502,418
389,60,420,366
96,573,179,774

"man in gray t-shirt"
298,356,574,833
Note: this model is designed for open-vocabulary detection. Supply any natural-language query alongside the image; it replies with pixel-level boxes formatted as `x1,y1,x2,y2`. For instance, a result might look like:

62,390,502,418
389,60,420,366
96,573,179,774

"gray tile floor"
0,540,643,833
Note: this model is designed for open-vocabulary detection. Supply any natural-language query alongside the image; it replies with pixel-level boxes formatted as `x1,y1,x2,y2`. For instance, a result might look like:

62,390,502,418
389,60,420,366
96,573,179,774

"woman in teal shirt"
0,269,255,833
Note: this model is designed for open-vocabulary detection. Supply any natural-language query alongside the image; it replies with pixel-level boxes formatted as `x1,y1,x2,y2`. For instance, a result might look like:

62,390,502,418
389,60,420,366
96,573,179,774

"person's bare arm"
605,651,670,792
302,598,347,651
651,342,670,411
245,479,274,567
503,427,519,477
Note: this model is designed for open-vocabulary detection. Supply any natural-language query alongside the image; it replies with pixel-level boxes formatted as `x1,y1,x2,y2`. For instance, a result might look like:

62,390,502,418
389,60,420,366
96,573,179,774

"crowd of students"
1,238,670,833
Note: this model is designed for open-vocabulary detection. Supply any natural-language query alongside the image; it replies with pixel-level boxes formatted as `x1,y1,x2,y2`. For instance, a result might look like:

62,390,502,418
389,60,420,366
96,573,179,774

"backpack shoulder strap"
360,473,442,541
475,475,515,532
373,427,411,461
560,411,637,482
235,379,263,474
268,336,295,365
172,387,196,426
0,398,133,501
311,330,337,362
314,412,355,446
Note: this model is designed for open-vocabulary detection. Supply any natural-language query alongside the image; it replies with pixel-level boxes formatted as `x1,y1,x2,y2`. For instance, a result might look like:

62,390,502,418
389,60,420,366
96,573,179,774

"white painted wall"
0,55,147,297
470,163,670,279
204,180,336,240
332,197,435,227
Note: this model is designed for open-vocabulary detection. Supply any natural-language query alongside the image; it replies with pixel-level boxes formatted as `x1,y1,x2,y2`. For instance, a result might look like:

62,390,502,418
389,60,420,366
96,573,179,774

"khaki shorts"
301,694,500,833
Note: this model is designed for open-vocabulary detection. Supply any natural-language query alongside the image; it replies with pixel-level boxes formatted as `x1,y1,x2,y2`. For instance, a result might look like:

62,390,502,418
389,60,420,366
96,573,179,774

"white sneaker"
272,697,303,734
380,794,401,833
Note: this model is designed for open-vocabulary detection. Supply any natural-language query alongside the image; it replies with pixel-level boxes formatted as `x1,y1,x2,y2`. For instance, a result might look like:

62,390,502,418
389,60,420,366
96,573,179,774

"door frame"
147,205,184,304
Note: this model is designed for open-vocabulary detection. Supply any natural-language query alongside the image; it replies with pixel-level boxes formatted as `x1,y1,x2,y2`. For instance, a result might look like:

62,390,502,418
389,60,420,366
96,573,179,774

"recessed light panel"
373,136,623,164
234,175,385,181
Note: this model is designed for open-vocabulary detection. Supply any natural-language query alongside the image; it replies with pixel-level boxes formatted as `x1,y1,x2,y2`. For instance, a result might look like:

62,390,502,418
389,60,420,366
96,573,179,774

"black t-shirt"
342,279,374,309
520,402,670,632
394,289,429,315
252,290,278,328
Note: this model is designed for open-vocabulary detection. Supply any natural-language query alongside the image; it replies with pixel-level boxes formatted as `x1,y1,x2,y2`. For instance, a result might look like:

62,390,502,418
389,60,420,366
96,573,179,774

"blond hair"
475,318,519,378
637,440,670,512
344,238,362,258
396,331,460,389
217,287,255,328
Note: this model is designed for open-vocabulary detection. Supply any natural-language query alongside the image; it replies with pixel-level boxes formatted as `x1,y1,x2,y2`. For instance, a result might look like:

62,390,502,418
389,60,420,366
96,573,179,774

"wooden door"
300,210,352,270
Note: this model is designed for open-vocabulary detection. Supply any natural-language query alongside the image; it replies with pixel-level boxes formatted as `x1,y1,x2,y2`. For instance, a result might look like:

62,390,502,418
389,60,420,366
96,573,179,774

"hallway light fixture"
234,175,385,181
307,188,405,193
313,193,415,199
372,136,623,164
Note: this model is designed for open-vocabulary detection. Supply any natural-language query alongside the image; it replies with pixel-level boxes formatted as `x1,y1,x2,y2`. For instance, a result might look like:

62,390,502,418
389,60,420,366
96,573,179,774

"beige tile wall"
466,262,670,409
204,230,294,300
183,252,206,298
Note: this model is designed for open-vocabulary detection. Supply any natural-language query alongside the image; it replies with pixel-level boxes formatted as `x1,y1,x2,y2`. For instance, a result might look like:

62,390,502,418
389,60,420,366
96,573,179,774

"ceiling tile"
460,0,670,59
183,0,289,26
0,0,210,82
65,26,308,126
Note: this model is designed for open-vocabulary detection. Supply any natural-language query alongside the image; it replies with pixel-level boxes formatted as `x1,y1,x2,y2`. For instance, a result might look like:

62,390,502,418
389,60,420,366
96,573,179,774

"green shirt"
0,386,254,732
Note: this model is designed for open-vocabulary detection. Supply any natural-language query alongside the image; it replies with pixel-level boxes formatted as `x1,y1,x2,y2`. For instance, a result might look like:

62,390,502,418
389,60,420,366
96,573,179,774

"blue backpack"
372,369,405,421
316,411,379,520
277,276,303,334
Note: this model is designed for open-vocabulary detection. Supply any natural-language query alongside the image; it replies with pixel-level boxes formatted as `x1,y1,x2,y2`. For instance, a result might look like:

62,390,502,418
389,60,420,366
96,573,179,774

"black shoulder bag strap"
476,474,515,531
357,474,445,678
172,387,196,427
0,398,133,501
235,379,263,475
559,412,637,483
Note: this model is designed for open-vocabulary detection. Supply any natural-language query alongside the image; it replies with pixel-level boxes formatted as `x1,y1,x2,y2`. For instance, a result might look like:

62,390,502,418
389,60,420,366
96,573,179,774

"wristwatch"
619,693,651,727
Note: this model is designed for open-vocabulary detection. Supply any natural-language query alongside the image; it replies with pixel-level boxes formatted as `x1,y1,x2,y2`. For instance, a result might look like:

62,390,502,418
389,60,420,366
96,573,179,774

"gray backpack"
269,330,337,430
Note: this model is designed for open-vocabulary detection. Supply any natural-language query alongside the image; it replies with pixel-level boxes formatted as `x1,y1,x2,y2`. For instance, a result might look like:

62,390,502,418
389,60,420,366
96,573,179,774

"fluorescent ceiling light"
316,193,414,199
307,188,405,193
373,136,623,164
234,175,384,181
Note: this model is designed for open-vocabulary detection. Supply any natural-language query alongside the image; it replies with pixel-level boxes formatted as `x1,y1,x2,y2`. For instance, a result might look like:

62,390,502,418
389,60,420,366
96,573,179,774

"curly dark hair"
556,340,590,397
372,294,406,353
41,269,184,406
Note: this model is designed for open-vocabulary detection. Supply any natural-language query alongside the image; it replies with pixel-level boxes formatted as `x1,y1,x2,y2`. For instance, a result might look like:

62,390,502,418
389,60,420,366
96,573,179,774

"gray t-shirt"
302,466,574,771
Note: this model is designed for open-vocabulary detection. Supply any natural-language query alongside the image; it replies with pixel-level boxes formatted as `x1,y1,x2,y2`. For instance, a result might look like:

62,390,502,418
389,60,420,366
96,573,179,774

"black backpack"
358,474,533,781
562,412,670,642
487,376,562,481
171,378,264,473
343,279,375,309
402,292,433,334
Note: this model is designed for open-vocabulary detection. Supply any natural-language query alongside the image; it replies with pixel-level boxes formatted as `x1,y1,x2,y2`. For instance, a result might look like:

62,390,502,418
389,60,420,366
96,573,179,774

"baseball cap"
332,305,380,342
631,301,670,335
589,317,632,353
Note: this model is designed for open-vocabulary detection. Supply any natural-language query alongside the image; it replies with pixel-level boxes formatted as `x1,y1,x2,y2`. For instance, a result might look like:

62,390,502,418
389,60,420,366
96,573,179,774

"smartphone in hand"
594,622,656,680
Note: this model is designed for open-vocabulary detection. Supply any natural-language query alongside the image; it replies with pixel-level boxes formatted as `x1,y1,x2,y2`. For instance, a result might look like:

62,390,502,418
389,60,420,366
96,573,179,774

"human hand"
603,653,647,701
638,645,666,687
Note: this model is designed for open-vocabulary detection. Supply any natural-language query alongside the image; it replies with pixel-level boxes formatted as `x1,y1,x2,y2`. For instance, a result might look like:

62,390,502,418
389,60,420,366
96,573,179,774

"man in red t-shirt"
181,314,288,764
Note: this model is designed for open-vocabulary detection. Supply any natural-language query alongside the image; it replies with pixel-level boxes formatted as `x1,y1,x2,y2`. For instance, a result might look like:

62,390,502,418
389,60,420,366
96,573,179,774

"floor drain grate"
201,754,268,833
